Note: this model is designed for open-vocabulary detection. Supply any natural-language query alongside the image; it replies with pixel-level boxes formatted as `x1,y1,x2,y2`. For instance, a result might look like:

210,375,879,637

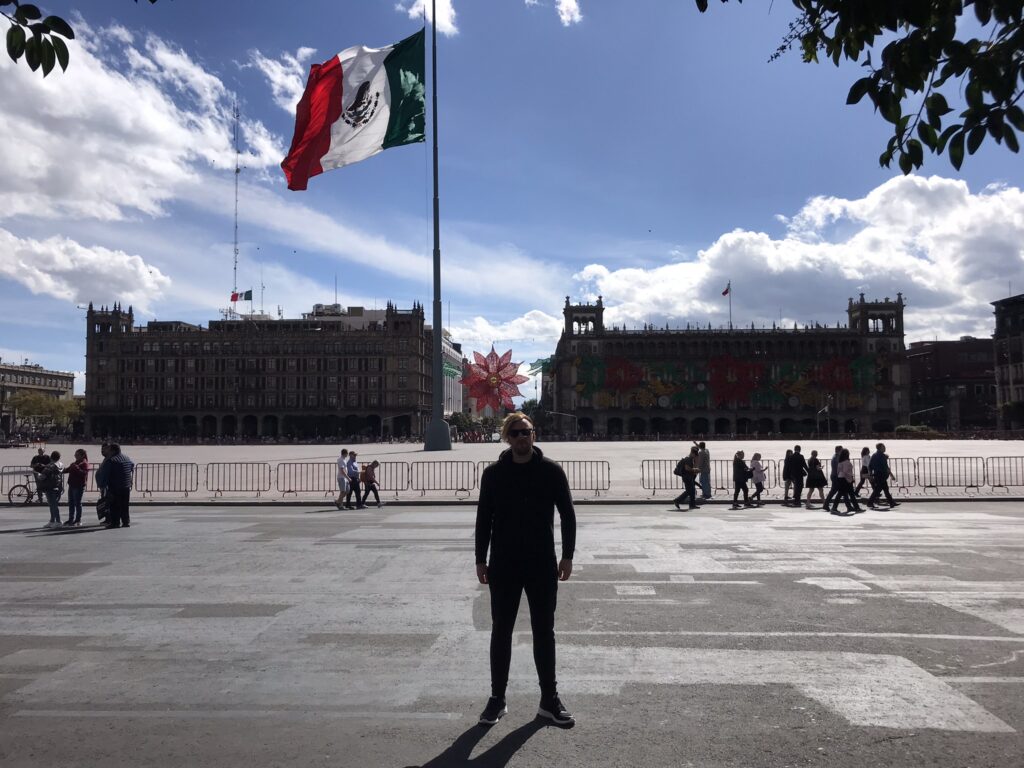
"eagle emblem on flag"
342,81,380,128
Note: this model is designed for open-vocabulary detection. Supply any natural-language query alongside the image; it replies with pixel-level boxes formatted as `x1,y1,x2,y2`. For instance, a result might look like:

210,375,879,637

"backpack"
673,459,686,477
40,465,63,493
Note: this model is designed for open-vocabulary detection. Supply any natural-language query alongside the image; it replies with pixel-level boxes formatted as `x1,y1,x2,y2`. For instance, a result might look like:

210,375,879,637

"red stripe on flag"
280,56,345,191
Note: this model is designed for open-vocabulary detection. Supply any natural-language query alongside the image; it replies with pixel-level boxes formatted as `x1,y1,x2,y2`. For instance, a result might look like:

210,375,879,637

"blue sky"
1,0,1022,397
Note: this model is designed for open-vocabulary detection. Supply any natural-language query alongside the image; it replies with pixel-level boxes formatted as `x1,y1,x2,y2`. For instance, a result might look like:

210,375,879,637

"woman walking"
731,450,752,509
854,446,871,496
781,449,793,502
829,448,862,515
805,449,827,508
750,452,766,506
63,449,89,527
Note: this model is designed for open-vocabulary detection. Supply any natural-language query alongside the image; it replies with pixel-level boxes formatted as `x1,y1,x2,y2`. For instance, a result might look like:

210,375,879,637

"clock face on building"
788,396,800,407
657,396,669,408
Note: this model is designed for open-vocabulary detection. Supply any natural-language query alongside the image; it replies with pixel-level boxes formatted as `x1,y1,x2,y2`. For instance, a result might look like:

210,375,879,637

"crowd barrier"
410,461,476,497
206,462,272,497
135,463,200,497
8,456,1024,503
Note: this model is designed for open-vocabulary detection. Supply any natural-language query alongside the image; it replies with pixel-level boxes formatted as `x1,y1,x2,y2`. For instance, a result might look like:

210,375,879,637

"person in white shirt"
335,448,349,509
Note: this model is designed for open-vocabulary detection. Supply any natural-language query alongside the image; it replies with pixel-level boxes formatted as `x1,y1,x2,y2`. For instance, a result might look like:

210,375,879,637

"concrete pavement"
0,499,1022,766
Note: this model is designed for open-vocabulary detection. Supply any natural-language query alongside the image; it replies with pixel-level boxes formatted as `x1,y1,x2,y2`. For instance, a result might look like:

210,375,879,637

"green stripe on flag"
382,28,425,150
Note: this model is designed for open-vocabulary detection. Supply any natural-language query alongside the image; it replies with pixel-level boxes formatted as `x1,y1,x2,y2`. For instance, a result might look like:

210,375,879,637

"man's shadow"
404,718,548,768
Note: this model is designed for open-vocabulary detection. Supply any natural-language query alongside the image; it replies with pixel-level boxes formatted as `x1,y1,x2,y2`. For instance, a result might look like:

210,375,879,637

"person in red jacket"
63,449,90,527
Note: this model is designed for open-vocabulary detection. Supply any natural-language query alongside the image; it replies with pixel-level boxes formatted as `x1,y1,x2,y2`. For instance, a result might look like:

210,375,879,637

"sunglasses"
508,428,535,438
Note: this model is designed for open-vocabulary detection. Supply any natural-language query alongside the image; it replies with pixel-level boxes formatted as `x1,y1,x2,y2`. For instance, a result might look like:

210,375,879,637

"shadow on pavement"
403,718,547,767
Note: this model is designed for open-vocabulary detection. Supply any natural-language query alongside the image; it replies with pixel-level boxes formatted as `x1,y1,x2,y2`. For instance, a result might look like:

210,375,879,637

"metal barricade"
557,460,611,495
409,461,476,498
916,456,984,493
708,458,734,492
276,462,336,497
374,461,410,499
985,456,1024,492
640,459,683,494
206,462,272,497
134,462,200,497
1,465,30,495
888,457,917,494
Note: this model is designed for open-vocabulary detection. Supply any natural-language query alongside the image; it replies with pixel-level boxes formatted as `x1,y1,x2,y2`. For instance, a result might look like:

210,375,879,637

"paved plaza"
1,494,1023,767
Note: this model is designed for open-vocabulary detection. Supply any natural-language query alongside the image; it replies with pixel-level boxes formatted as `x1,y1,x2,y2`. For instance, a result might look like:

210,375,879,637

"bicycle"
6,472,41,505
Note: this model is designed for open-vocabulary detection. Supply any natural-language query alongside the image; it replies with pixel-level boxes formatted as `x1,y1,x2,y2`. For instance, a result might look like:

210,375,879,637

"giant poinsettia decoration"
461,346,530,412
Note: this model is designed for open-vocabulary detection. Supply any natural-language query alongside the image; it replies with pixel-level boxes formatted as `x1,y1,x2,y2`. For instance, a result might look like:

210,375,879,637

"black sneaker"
478,696,507,726
538,695,575,727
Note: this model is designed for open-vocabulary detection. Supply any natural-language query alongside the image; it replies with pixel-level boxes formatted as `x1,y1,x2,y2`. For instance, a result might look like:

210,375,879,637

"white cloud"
247,46,317,114
396,0,458,35
572,176,1024,343
0,23,284,224
557,0,583,25
0,228,171,314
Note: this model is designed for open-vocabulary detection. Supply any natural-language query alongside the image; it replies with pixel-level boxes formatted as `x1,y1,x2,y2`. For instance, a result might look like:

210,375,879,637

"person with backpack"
673,446,700,510
36,455,64,528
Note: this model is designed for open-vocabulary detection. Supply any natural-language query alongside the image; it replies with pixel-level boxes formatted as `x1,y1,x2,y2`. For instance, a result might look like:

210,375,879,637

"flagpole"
728,281,733,330
424,0,451,451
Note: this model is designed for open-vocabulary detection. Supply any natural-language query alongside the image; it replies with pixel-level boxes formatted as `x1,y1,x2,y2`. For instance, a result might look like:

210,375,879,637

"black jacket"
785,452,808,479
475,446,576,566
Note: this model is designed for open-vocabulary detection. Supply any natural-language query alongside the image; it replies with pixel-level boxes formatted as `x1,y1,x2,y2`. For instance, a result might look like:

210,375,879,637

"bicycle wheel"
8,484,32,505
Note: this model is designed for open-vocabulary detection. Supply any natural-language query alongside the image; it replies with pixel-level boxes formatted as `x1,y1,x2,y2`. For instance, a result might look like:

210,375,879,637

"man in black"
475,412,576,728
785,445,808,507
95,443,135,529
867,443,901,509
823,445,843,509
673,446,700,510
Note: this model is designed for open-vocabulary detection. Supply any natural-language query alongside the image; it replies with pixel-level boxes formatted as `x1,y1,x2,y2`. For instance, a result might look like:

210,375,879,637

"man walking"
475,412,576,728
786,445,808,507
823,445,843,510
867,443,901,509
95,443,134,529
695,441,712,500
673,446,700,510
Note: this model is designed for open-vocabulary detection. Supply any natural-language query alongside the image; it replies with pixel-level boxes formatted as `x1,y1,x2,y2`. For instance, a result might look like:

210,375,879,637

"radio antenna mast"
233,101,240,296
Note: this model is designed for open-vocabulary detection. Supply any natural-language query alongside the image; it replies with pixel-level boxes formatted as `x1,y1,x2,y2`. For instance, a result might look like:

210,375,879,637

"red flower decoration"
460,346,530,412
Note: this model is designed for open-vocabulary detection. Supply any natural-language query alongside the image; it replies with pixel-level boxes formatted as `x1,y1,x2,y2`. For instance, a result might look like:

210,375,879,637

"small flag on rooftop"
722,281,731,296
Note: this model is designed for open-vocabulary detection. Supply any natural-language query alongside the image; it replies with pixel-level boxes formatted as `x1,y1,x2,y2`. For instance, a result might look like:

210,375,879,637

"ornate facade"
545,294,909,436
0,359,75,436
84,302,461,439
992,293,1024,428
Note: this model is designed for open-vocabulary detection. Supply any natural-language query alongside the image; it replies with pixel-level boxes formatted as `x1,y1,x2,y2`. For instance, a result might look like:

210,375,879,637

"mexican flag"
231,290,253,302
281,29,425,191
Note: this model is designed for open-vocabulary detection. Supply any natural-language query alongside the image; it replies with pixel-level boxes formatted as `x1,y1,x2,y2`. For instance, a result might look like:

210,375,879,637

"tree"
4,0,157,77
8,390,79,431
697,1,1024,172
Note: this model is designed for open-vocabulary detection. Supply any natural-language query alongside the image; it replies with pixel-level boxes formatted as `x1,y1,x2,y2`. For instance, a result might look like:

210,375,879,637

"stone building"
84,302,461,439
906,337,996,430
544,294,909,437
992,293,1024,429
0,359,75,436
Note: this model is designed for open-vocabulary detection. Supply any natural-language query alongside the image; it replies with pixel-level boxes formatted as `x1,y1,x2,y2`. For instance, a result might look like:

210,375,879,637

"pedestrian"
63,449,89,527
36,455,63,528
29,447,47,503
823,445,843,510
750,452,766,506
805,450,827,508
335,448,350,509
867,443,900,509
360,460,383,508
854,446,871,496
475,412,576,728
673,446,700,510
694,441,712,500
345,451,364,509
781,448,793,502
95,443,135,529
731,450,752,509
828,448,862,515
785,445,808,507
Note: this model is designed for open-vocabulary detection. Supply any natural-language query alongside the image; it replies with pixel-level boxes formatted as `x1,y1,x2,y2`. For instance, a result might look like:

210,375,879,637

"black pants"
345,479,362,506
361,483,380,505
830,479,859,511
791,476,804,503
488,561,558,700
868,477,894,505
824,479,840,506
674,476,697,508
107,488,131,527
733,481,748,503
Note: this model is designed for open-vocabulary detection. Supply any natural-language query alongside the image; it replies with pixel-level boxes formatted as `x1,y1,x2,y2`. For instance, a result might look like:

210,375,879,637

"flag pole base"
424,417,452,451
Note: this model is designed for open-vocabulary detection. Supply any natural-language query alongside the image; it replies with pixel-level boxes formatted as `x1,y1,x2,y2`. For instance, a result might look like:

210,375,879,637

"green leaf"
14,4,42,23
695,0,709,11
974,0,992,25
51,35,68,71
917,121,937,150
937,123,962,153
40,37,54,76
898,151,913,175
42,15,74,40
949,131,965,169
967,125,986,154
23,34,40,71
907,139,924,167
879,149,894,167
1005,127,1020,154
6,23,26,61
846,77,873,105
965,78,983,108
1008,106,1024,132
